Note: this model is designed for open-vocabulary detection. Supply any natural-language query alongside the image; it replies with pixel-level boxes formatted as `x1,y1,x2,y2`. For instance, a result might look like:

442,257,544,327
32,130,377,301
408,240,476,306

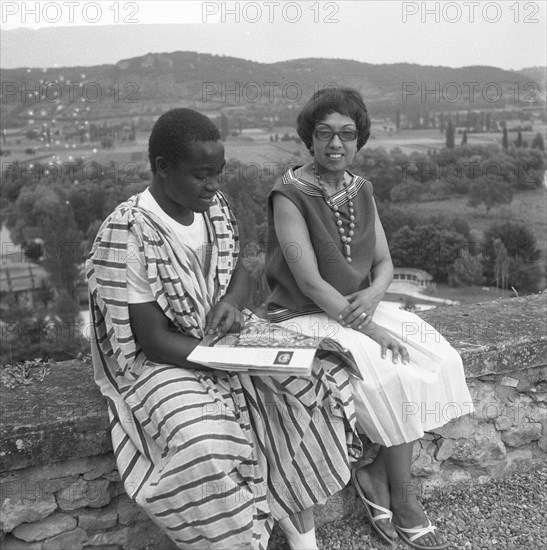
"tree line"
0,139,544,365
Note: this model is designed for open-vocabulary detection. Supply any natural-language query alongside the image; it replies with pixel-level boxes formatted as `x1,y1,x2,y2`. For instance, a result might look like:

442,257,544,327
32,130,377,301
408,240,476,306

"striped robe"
86,191,362,549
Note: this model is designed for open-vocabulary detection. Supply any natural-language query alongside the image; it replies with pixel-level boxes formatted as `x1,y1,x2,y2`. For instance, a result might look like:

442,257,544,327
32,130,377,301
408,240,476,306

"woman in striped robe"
86,108,363,550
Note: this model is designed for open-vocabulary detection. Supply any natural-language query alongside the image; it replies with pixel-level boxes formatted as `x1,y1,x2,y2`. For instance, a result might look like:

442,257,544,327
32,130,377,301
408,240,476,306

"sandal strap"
362,496,393,522
396,520,437,543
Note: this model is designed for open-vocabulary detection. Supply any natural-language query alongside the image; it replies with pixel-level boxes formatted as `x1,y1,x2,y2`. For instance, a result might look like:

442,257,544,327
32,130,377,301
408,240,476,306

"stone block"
82,456,116,481
12,513,77,542
85,526,130,546
430,415,477,440
78,504,118,531
1,535,45,550
104,470,121,482
20,457,103,484
434,438,454,462
471,383,500,423
501,422,542,447
42,528,86,550
494,384,518,403
117,496,148,525
57,479,110,511
450,423,506,465
411,448,438,477
494,415,513,431
532,392,547,403
40,476,80,497
538,417,547,453
0,493,57,533
108,480,127,499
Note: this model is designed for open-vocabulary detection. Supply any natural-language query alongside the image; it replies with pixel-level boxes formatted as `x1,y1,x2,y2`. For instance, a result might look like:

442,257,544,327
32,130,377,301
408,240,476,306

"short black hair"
148,108,220,173
296,88,371,152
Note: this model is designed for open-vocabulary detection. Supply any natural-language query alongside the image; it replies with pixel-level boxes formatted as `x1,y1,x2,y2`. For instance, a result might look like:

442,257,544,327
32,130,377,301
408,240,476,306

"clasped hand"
205,299,245,337
339,288,382,330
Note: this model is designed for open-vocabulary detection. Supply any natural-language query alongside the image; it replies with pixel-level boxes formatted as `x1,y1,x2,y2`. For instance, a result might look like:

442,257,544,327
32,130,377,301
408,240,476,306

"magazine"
188,311,363,379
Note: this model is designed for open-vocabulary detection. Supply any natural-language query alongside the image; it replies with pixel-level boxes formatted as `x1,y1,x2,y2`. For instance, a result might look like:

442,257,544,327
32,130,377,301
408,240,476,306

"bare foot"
355,464,398,540
391,492,447,548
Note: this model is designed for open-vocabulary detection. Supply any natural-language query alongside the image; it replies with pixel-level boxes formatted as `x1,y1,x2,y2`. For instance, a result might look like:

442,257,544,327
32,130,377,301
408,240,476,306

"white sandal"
393,519,449,549
351,468,397,545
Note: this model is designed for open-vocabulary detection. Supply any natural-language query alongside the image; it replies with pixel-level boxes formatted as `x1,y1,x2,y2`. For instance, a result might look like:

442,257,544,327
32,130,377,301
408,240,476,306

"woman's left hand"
339,288,383,330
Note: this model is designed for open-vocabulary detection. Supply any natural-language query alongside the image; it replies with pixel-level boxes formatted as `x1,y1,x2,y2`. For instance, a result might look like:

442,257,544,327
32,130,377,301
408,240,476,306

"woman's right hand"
359,322,410,364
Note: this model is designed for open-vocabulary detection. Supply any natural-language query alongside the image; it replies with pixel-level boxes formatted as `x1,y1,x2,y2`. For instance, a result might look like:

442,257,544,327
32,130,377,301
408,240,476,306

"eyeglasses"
313,128,358,142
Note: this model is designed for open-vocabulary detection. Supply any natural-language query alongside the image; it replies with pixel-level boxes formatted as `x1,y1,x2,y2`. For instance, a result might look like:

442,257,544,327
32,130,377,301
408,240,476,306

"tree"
12,186,84,298
531,132,545,152
351,146,401,201
390,181,423,202
515,130,523,148
485,112,492,131
451,250,484,286
390,224,468,281
219,113,229,140
502,127,508,150
445,120,455,149
492,238,509,290
482,221,541,292
468,177,513,211
100,136,114,149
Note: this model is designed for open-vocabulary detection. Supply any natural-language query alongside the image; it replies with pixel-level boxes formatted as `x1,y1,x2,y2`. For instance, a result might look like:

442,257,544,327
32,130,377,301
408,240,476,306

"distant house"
0,260,50,309
391,268,434,289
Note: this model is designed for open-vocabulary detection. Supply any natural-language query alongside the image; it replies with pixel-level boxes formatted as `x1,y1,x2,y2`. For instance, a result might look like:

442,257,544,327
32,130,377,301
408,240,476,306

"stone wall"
1,294,546,549
0,454,175,550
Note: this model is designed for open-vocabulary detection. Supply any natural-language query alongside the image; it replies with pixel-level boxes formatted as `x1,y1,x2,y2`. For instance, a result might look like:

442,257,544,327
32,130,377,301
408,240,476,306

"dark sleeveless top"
265,167,376,321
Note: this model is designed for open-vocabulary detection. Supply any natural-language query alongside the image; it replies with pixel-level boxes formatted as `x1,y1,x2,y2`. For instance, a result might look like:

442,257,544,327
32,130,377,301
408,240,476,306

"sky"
1,1,546,70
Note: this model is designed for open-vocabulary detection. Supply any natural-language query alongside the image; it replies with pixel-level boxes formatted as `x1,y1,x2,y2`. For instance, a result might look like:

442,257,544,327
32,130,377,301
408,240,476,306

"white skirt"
277,302,474,446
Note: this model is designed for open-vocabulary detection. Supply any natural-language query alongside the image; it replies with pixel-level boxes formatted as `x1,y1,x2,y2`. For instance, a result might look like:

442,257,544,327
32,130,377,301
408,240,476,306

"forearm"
369,257,394,299
143,329,213,371
299,277,351,321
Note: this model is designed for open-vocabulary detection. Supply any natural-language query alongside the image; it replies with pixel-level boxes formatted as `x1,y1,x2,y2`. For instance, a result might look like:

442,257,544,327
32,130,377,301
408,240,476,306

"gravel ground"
268,466,547,550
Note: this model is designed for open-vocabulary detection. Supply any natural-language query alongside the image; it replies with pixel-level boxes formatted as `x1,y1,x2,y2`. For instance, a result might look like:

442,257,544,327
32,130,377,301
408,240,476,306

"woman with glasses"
265,88,473,550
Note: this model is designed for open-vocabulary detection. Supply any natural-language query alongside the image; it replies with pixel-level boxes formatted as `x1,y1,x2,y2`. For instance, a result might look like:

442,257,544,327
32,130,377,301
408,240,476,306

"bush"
390,224,468,282
100,136,114,149
390,181,423,202
451,251,484,286
481,221,542,292
467,177,513,211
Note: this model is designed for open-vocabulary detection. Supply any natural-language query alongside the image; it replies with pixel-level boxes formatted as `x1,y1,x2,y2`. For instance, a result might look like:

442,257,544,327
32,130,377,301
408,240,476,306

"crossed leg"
355,442,448,548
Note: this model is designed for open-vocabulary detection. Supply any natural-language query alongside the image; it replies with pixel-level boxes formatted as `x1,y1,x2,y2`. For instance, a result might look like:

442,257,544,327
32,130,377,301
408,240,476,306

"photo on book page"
188,312,363,379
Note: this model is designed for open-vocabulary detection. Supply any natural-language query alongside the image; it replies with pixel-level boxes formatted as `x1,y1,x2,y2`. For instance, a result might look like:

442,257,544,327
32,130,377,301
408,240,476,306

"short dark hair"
296,88,371,152
148,108,220,173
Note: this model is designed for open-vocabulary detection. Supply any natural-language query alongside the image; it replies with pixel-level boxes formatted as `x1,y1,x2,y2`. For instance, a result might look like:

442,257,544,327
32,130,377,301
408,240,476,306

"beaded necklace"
312,162,355,263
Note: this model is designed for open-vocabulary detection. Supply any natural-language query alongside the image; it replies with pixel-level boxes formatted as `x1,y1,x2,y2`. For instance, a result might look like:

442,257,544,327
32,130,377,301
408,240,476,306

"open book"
188,311,363,379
